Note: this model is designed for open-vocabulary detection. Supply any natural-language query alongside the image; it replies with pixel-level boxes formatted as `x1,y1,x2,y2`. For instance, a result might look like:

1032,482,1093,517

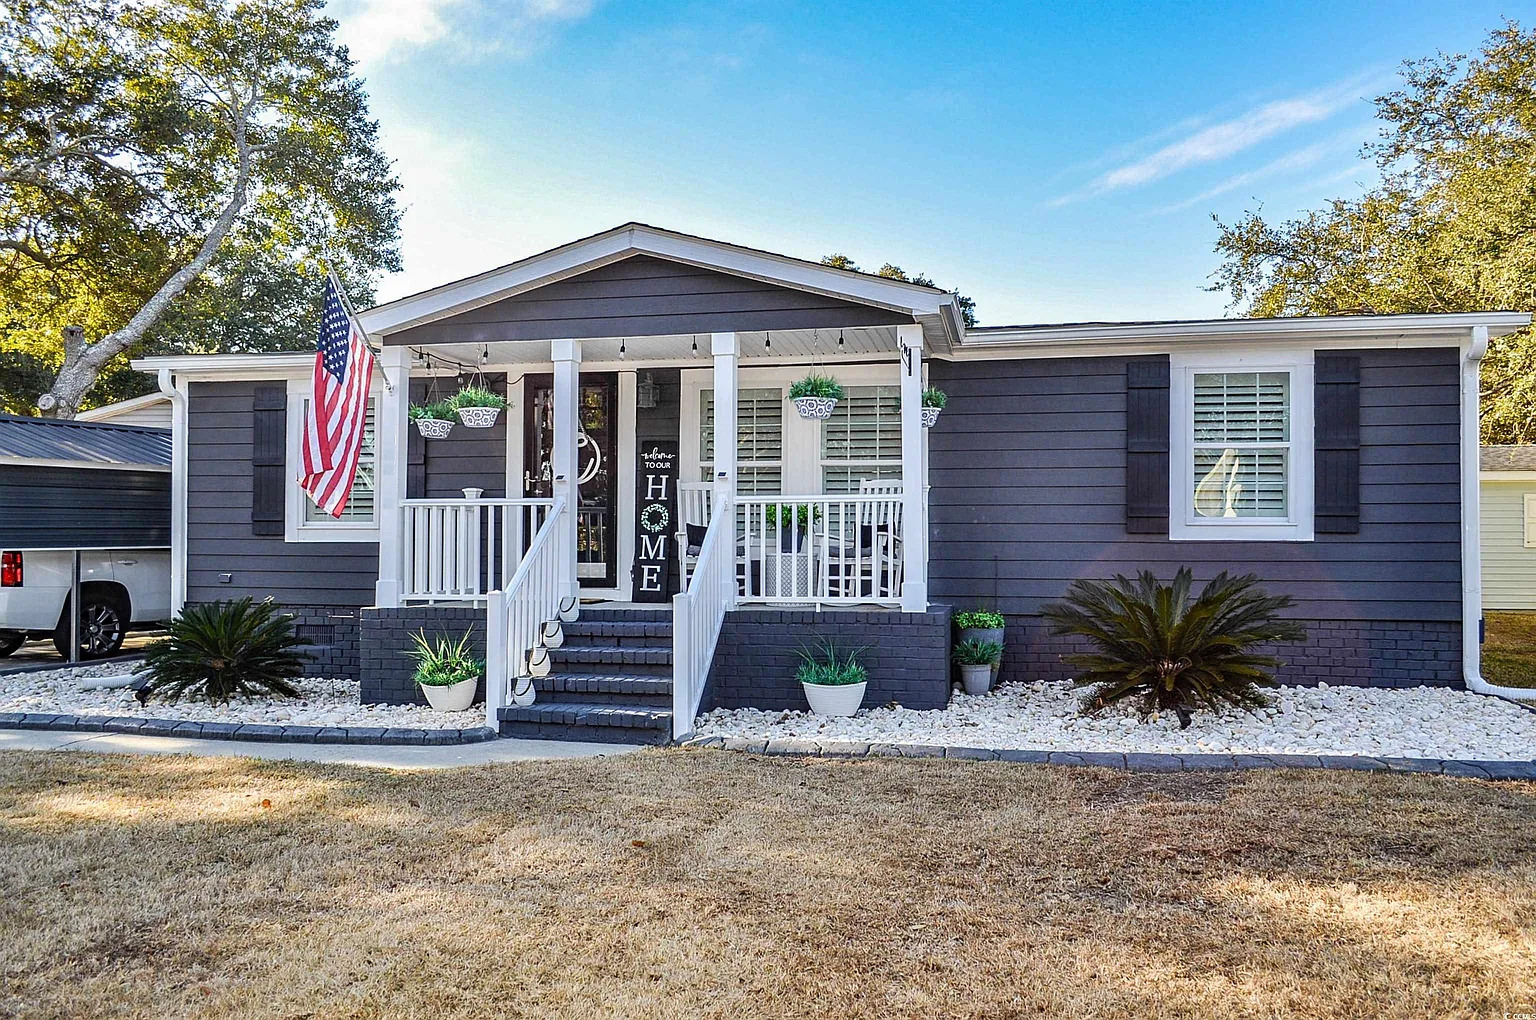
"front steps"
496,608,675,746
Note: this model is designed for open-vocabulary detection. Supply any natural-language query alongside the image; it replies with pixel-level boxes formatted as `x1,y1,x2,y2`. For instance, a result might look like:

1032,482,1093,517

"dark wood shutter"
1314,353,1361,534
407,422,426,499
1125,356,1171,534
251,386,287,536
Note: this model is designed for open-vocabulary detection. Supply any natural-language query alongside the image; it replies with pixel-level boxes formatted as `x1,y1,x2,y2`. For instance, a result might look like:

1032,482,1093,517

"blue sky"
331,0,1524,325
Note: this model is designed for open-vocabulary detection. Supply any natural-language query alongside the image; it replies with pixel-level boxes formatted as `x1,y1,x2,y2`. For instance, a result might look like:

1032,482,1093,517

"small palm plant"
139,598,309,704
1041,569,1304,728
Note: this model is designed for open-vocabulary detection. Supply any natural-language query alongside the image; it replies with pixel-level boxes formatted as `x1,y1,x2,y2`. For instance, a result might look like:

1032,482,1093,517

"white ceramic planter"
415,417,454,439
920,406,941,428
420,676,478,712
792,395,838,420
456,405,502,428
960,626,1005,680
959,664,992,696
802,680,866,717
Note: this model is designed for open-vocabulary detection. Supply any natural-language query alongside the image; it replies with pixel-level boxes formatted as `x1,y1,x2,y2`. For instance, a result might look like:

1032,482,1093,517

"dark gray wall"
0,464,169,548
387,255,912,345
635,367,681,442
926,347,1462,623
412,375,508,498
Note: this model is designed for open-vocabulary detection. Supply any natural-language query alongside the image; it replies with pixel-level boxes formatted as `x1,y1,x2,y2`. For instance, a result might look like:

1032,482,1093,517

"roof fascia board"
942,334,1481,362
0,455,170,471
74,392,169,421
962,312,1531,349
132,354,314,380
1481,470,1536,481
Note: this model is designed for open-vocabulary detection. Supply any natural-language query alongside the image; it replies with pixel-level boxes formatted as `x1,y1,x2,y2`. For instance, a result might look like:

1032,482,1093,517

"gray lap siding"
926,347,1463,688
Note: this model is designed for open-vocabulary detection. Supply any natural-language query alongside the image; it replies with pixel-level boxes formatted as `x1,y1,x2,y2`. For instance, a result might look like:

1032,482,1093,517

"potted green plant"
409,400,457,439
921,386,947,427
405,628,483,712
955,609,1005,680
788,374,844,420
953,639,1002,695
796,641,868,716
449,386,508,428
762,502,821,552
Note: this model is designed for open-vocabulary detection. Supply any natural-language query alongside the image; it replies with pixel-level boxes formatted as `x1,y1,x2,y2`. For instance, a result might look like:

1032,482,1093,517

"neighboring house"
75,393,173,429
132,223,1531,744
1481,446,1536,611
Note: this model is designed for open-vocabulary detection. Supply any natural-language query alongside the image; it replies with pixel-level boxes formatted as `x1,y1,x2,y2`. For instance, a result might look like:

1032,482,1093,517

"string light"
691,334,698,356
764,332,772,352
619,338,626,360
838,329,845,350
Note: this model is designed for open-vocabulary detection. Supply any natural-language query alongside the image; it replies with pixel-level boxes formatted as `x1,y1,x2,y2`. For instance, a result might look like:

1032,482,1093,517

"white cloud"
332,0,595,67
1150,143,1330,215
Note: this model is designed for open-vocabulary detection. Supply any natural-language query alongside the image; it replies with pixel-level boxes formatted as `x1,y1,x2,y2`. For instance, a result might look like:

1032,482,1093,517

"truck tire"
0,631,23,657
53,589,129,660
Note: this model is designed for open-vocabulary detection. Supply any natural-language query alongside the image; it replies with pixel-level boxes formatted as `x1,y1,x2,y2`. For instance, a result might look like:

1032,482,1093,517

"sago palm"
1041,569,1305,727
140,598,309,704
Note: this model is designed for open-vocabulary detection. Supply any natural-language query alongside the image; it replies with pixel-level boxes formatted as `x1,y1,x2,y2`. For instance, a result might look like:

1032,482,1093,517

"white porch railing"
672,495,734,739
734,494,904,606
400,498,553,602
484,497,567,728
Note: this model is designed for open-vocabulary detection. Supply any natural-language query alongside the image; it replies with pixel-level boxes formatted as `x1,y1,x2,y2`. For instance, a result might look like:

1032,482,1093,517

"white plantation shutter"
304,398,376,522
1191,373,1290,518
821,385,902,493
701,388,782,493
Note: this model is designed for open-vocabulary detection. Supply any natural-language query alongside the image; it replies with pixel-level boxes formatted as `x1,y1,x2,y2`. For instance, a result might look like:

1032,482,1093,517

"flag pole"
325,266,395,394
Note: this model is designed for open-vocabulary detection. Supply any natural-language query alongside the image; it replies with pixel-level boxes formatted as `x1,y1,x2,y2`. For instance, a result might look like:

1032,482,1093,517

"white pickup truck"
0,548,171,659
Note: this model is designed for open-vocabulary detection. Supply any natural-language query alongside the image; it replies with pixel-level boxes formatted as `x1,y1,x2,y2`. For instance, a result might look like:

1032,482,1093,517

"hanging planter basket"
920,406,941,428
792,395,838,420
455,405,502,428
788,374,844,421
414,416,455,439
450,384,508,429
920,387,947,428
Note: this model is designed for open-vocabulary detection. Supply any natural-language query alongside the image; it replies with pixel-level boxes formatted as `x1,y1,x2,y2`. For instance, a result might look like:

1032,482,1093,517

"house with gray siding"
1480,446,1536,611
134,223,1531,744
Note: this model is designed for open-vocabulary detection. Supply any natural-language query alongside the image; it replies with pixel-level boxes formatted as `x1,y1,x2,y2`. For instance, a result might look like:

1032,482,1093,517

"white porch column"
711,332,739,500
374,344,411,607
552,339,582,601
898,324,928,613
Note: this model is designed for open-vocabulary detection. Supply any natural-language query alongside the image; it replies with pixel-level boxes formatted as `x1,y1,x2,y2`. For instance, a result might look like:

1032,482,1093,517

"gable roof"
356,222,965,349
74,392,171,426
1482,445,1536,472
0,414,171,470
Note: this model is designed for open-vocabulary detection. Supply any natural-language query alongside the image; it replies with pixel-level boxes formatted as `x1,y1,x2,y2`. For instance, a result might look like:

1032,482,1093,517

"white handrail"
400,498,553,602
734,494,903,606
672,495,734,740
484,497,567,729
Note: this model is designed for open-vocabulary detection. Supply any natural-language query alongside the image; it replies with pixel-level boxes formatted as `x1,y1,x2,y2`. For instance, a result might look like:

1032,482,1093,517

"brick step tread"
497,701,671,730
560,621,673,642
573,608,671,623
549,645,672,665
536,673,672,696
497,720,670,746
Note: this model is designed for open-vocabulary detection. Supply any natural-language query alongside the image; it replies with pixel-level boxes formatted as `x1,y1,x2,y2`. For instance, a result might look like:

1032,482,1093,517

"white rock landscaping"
696,680,1536,762
0,661,478,730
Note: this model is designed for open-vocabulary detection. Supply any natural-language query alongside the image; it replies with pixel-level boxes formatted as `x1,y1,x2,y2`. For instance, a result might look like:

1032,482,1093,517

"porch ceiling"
408,325,901,368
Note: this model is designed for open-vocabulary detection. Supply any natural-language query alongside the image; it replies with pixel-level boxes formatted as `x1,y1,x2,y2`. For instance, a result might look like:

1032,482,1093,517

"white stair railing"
672,495,734,740
484,497,567,729
401,498,553,602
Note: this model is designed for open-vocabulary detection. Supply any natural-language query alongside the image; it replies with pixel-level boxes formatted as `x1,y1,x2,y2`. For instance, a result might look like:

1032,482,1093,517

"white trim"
74,392,171,424
0,456,169,472
614,370,638,601
1482,470,1536,481
283,377,381,543
1525,493,1536,550
964,311,1530,348
132,353,314,379
156,369,188,613
374,345,411,605
1168,350,1315,542
898,323,927,612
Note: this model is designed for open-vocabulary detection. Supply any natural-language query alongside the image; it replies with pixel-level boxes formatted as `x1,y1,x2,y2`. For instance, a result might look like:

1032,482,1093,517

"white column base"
900,581,928,615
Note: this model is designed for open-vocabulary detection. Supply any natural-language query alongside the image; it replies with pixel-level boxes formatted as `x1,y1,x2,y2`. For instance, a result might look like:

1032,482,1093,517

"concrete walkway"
0,728,642,769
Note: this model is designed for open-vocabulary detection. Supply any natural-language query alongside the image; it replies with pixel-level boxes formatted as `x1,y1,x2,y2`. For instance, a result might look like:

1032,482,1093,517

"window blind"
821,385,901,493
701,388,782,493
1192,372,1289,519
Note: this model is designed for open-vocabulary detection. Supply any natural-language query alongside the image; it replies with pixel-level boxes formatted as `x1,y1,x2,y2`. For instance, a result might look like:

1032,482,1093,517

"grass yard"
1485,611,1536,688
1,750,1534,1019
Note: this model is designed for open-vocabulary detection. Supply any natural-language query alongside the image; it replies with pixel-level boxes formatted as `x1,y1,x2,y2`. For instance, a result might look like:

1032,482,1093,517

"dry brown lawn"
1485,611,1536,689
1,749,1534,1020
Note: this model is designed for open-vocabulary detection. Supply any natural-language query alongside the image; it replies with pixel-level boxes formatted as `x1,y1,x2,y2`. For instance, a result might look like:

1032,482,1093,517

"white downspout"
156,368,189,615
1461,326,1535,700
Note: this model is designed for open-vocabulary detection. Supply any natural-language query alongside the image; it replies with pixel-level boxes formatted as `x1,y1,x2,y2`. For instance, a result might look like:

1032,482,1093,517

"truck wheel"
0,632,23,657
53,591,128,660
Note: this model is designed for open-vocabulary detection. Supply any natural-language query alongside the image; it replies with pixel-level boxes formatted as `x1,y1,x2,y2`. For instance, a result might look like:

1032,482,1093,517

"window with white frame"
1170,354,1313,542
286,386,379,541
820,385,902,493
1524,493,1536,548
700,388,782,493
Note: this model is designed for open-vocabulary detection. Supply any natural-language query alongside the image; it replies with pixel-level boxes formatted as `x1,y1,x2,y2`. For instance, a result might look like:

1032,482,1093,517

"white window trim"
1169,350,1315,542
284,377,381,543
1524,493,1536,549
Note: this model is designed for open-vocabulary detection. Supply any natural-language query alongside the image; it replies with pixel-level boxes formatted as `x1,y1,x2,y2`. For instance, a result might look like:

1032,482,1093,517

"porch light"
636,371,660,409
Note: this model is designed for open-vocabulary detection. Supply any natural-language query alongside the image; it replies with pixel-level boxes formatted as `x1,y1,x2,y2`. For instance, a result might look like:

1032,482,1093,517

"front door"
524,373,618,588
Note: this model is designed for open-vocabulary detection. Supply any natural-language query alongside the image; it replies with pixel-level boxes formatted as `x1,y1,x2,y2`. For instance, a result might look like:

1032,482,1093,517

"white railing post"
552,339,582,605
484,587,506,729
375,344,411,608
671,588,692,735
897,324,927,613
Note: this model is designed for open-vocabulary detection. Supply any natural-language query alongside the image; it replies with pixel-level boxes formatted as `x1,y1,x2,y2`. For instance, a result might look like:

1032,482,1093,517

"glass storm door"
524,373,618,588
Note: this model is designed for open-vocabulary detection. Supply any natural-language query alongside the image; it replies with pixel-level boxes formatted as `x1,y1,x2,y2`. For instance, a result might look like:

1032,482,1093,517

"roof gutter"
1460,326,1535,701
156,368,189,614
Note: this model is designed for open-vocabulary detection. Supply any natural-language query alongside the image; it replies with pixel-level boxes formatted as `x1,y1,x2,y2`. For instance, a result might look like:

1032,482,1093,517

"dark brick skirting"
705,606,952,712
360,606,486,706
0,711,496,745
287,606,362,679
1003,616,1463,690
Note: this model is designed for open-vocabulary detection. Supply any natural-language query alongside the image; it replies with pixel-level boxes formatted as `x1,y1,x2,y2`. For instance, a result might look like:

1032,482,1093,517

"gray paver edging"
0,712,497,746
677,735,1536,780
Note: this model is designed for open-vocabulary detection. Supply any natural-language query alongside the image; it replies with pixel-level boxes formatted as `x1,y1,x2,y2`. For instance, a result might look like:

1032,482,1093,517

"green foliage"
139,598,308,704
405,629,483,687
954,610,1006,630
953,639,1003,666
762,502,822,530
448,386,508,410
788,374,844,401
820,254,979,327
1208,22,1536,443
409,400,456,420
1041,569,1305,727
795,641,869,687
922,386,947,410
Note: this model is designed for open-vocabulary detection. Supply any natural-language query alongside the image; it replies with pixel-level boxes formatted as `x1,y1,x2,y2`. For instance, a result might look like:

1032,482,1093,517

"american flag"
298,275,376,518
